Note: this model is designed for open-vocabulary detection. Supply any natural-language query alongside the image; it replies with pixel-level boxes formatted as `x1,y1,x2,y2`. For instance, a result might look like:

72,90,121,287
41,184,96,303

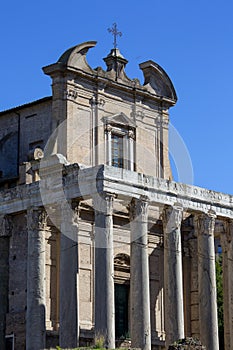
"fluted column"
129,196,151,350
26,207,47,350
194,210,219,350
0,215,11,350
163,203,184,347
59,201,79,348
221,220,233,350
94,192,115,349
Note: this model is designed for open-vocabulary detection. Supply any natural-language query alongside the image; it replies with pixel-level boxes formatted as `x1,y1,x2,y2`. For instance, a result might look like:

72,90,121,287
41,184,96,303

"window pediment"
102,112,136,128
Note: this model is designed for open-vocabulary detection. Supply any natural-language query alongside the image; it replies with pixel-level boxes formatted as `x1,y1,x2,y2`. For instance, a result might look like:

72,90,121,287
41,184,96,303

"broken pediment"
102,112,136,128
43,41,97,75
139,60,177,101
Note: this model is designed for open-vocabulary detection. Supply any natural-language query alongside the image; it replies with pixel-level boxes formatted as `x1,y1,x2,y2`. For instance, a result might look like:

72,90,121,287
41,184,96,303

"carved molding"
114,253,130,267
90,96,105,107
105,124,113,133
128,129,135,139
0,215,12,237
64,88,78,100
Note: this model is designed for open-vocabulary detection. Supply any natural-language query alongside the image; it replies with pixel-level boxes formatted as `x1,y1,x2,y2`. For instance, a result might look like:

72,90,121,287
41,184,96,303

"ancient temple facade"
0,41,232,350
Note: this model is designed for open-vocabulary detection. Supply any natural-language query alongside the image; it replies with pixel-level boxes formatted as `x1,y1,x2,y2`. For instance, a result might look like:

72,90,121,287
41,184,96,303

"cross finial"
108,23,122,49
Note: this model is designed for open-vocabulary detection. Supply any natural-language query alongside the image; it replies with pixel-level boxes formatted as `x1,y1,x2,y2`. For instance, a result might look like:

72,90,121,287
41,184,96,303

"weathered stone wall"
6,213,28,350
0,98,52,186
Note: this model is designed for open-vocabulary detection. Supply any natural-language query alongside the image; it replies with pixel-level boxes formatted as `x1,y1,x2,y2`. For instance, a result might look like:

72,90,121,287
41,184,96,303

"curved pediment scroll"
57,41,97,73
139,60,177,102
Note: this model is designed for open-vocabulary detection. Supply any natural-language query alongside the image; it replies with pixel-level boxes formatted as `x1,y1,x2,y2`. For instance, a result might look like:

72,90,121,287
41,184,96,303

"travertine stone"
26,207,47,350
162,204,184,348
93,193,115,349
0,215,11,350
59,201,79,348
130,197,151,350
195,211,219,350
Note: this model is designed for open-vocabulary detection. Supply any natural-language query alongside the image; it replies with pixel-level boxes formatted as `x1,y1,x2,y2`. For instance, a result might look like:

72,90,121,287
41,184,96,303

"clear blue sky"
1,0,233,195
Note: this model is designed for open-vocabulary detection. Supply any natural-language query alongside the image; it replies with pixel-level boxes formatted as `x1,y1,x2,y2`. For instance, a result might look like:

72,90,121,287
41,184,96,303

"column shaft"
0,215,11,350
163,204,184,347
130,197,151,350
195,211,219,350
26,208,46,350
59,202,79,348
189,237,200,338
94,193,115,349
220,227,230,350
221,220,233,350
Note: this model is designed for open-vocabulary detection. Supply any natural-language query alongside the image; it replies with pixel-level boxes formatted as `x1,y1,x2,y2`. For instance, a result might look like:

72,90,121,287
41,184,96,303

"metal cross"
108,23,122,49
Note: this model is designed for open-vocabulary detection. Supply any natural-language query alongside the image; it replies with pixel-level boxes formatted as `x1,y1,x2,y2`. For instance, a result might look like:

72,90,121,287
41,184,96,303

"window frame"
105,123,135,171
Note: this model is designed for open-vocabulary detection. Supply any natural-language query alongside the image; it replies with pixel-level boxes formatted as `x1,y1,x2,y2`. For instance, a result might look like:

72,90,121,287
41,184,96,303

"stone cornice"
0,164,232,219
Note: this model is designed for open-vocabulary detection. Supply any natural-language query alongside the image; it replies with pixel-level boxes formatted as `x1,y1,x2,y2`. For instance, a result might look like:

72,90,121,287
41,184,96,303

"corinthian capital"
27,207,48,231
162,203,183,232
129,196,149,222
194,210,216,236
93,192,115,216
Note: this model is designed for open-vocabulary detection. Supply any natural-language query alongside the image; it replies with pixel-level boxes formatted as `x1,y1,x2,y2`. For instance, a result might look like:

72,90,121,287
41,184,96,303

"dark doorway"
115,283,129,339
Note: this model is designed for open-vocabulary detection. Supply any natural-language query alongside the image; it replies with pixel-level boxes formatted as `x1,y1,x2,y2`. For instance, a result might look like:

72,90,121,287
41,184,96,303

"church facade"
0,41,232,350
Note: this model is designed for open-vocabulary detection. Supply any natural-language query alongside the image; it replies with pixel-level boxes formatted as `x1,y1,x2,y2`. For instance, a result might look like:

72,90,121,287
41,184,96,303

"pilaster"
162,203,184,347
194,210,219,350
129,196,151,350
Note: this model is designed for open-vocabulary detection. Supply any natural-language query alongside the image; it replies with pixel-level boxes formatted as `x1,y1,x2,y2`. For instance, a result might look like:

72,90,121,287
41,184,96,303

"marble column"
0,215,11,350
163,204,184,347
129,196,151,350
221,220,233,350
59,201,79,348
94,192,115,349
195,210,219,350
189,235,200,339
26,207,47,350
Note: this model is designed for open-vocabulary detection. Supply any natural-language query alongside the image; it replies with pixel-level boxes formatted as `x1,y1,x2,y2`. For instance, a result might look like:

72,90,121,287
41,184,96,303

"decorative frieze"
1,166,233,220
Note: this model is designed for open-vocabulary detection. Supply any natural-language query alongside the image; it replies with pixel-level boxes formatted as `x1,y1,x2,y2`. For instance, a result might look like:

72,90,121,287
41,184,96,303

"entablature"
0,163,232,220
